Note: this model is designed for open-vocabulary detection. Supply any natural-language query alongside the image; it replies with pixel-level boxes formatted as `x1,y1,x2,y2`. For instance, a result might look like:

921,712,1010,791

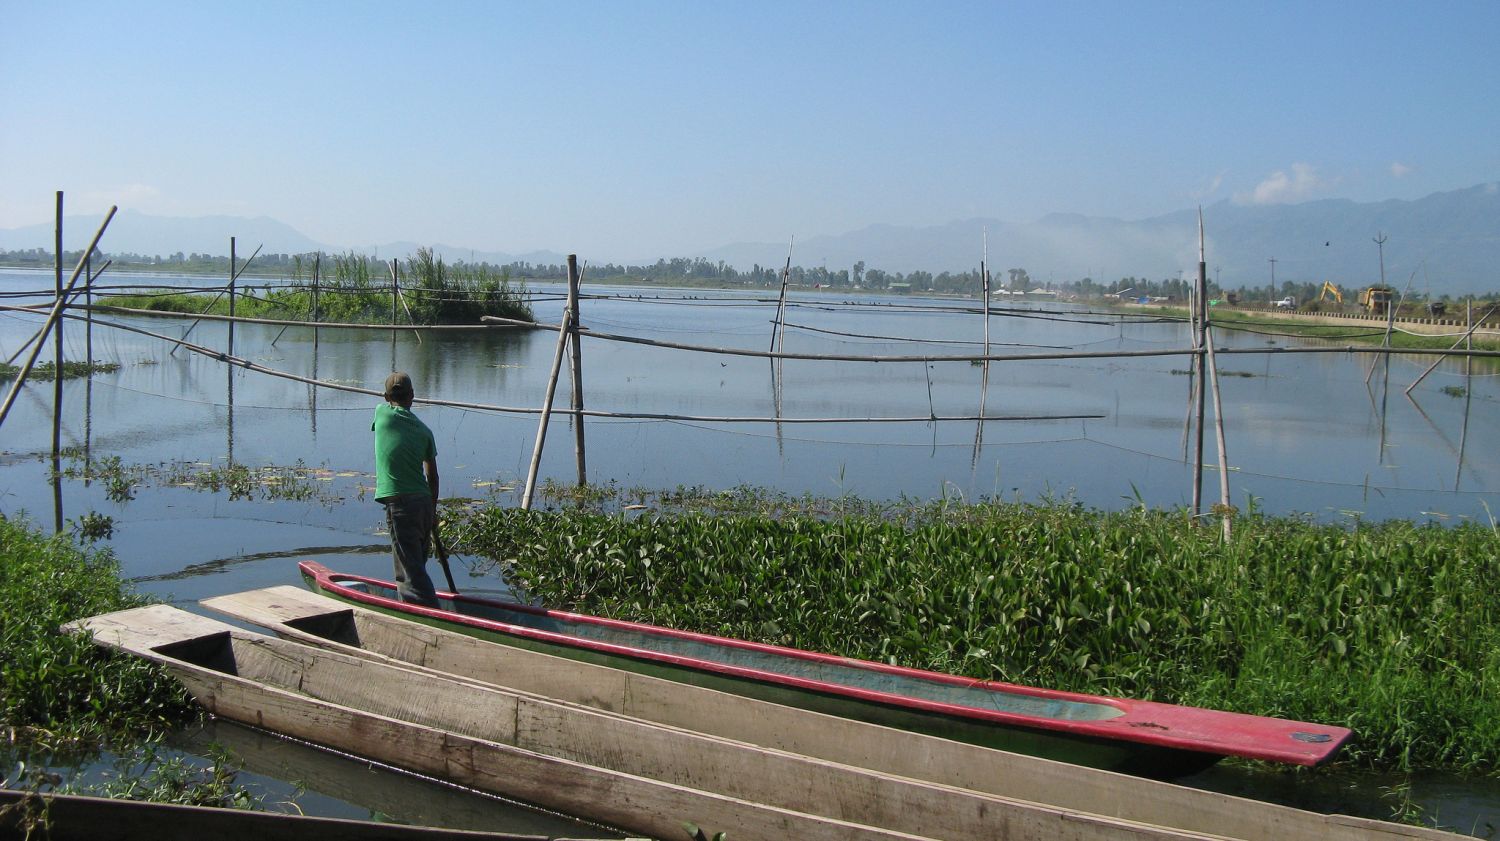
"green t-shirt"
372,402,436,501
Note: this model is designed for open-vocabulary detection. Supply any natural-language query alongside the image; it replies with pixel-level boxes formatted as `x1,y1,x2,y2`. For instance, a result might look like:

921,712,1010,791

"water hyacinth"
0,516,197,749
454,493,1500,772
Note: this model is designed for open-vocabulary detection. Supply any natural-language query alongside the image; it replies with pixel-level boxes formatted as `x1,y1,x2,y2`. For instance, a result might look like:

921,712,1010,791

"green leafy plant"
453,492,1500,774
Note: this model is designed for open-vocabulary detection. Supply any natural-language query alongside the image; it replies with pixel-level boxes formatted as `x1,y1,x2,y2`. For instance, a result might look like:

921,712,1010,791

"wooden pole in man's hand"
432,523,458,594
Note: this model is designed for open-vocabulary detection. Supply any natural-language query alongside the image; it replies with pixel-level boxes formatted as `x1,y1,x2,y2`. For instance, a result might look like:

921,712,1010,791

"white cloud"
1235,163,1331,205
1390,161,1413,178
1190,171,1226,201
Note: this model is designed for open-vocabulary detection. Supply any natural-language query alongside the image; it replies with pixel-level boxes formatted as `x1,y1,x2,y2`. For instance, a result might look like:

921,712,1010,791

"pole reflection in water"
971,359,990,467
51,450,63,535
771,357,785,458
227,367,235,465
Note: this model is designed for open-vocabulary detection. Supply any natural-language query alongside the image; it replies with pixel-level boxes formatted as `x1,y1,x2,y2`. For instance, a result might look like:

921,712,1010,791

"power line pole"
1267,257,1278,303
1373,232,1388,288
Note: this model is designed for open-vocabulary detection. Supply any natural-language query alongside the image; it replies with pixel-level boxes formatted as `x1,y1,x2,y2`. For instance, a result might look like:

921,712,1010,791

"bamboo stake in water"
84,252,93,378
982,227,991,359
770,237,793,353
312,252,321,353
1198,211,1232,539
1404,303,1500,395
1191,211,1207,518
170,242,260,356
228,237,237,360
52,192,64,463
521,304,575,510
1205,327,1232,540
51,193,64,534
84,250,93,480
566,255,587,488
0,207,117,430
389,259,399,371
1455,299,1473,489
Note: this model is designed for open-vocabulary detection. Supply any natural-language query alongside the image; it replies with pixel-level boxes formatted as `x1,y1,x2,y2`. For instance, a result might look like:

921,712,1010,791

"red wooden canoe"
301,561,1351,777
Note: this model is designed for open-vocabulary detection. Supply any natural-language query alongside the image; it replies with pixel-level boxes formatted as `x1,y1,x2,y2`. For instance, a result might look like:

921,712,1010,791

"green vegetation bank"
451,489,1500,774
0,516,259,809
102,248,532,325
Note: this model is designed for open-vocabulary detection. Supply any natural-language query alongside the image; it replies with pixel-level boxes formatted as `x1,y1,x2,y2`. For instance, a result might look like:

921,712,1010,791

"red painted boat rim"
299,561,1351,765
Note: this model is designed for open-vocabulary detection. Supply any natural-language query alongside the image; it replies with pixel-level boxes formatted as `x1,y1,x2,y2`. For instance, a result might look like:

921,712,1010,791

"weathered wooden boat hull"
167,720,615,837
70,605,1237,841
206,585,1460,841
0,788,553,841
298,561,1349,777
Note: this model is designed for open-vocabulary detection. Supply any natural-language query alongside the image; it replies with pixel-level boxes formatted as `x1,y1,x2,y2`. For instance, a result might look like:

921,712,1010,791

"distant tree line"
1,248,1491,305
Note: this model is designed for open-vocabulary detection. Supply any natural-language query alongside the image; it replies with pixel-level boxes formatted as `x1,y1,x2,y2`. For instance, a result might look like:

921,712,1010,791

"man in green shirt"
372,371,441,607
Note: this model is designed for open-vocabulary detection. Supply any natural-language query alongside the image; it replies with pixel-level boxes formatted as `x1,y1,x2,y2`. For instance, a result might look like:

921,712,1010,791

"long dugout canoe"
0,789,563,841
69,605,1230,841
297,562,1346,777
206,585,1460,841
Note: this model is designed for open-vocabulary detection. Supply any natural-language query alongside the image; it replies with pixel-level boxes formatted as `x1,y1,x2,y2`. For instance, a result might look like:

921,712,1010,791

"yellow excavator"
1317,281,1343,304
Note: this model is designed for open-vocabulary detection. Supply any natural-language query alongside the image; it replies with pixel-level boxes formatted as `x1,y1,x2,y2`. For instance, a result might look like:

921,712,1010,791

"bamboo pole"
565,255,586,488
0,207,117,430
50,192,64,534
1191,212,1207,518
41,308,1097,432
84,251,94,480
1404,303,1500,395
52,192,64,462
1455,299,1473,488
395,265,422,345
5,323,51,366
1197,211,1231,538
520,304,575,510
228,237,237,359
312,253,321,353
982,228,991,359
770,237,793,353
84,252,94,374
170,243,259,356
1205,327,1232,540
479,314,1500,364
389,259,399,371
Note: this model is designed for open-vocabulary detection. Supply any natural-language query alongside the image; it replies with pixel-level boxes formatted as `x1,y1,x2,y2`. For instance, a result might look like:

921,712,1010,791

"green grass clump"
0,361,120,382
103,248,532,327
0,515,197,749
455,495,1500,773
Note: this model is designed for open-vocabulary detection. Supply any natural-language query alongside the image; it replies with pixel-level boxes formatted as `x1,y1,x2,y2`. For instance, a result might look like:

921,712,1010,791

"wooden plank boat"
69,605,1231,841
167,719,619,837
299,561,1351,777
207,585,1458,841
0,788,556,841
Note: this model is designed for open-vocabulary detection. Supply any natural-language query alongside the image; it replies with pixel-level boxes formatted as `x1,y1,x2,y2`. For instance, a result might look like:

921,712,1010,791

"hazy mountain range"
698,183,1500,296
4,182,1497,295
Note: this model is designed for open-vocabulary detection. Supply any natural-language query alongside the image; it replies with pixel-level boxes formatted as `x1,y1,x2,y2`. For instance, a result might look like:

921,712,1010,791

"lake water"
1,267,1496,834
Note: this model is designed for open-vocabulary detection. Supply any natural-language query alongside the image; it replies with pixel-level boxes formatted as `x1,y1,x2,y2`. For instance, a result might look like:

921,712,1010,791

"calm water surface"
1,268,1495,834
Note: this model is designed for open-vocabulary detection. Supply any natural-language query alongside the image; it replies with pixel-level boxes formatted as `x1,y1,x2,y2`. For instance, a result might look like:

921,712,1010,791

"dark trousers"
382,493,440,607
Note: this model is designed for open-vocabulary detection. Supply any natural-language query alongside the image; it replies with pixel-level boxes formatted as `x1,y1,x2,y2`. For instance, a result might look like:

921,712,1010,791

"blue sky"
3,1,1496,260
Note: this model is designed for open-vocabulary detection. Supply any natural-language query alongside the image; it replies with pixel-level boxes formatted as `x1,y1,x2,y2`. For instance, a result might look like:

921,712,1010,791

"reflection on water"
4,272,1495,526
